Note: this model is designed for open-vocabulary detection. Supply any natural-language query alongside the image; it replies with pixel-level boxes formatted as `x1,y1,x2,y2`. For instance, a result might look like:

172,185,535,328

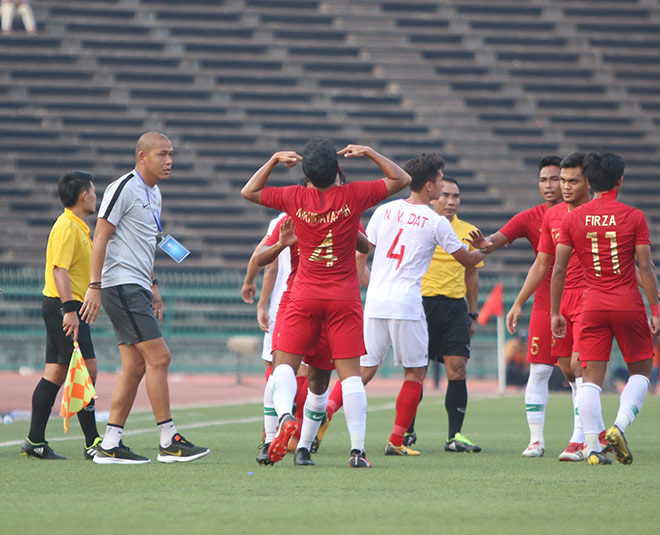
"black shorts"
101,284,162,346
422,295,471,361
42,297,95,364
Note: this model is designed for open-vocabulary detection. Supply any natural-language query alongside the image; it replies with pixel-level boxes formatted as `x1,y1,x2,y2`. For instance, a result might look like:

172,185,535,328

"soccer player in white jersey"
359,153,487,455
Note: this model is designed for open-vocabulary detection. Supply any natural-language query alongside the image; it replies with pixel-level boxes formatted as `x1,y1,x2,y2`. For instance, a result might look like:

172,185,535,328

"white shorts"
261,319,276,363
361,317,429,369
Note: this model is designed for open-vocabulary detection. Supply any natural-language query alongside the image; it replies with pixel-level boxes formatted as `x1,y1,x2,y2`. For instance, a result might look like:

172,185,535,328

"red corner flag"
477,283,504,326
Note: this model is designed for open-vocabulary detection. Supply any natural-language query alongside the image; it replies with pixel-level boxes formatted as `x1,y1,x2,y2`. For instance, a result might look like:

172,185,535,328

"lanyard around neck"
135,170,162,234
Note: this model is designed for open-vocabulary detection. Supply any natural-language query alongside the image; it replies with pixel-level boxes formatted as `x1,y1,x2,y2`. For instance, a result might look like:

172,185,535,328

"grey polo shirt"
98,170,161,291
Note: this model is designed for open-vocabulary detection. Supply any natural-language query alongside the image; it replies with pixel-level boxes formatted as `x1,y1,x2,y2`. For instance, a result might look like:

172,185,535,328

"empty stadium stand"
0,0,658,371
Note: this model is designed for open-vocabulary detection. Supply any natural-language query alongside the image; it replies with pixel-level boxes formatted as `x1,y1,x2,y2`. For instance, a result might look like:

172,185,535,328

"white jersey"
98,170,161,291
265,213,291,325
364,198,463,320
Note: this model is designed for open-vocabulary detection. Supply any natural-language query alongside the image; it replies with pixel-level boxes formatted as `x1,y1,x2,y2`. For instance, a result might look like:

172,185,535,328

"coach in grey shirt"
81,131,209,465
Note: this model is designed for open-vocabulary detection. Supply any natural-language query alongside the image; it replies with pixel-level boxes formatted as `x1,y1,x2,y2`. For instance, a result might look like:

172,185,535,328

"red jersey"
261,180,388,301
499,204,551,310
538,203,584,290
265,216,299,291
559,190,650,311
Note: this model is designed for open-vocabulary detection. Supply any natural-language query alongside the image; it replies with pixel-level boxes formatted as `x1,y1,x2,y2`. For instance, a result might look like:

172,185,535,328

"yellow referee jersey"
43,209,92,302
421,216,484,299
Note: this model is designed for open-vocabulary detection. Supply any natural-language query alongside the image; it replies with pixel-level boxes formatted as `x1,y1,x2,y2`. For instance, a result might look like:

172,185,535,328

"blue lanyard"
134,170,162,234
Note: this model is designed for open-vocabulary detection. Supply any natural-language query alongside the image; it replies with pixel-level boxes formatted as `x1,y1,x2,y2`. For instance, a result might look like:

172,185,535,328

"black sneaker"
84,436,103,460
21,439,66,460
93,441,150,464
294,447,315,466
445,433,482,453
157,433,210,463
402,432,417,447
349,449,372,468
256,443,272,465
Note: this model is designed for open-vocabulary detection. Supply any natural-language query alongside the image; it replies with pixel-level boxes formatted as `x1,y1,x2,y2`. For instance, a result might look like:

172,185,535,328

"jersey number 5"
387,228,405,270
586,231,620,277
310,230,338,267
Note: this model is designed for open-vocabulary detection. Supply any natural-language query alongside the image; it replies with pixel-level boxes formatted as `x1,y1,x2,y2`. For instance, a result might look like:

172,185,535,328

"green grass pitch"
2,393,660,534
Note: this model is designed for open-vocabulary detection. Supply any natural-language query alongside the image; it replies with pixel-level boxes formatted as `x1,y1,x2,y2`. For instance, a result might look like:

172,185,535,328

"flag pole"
497,314,506,395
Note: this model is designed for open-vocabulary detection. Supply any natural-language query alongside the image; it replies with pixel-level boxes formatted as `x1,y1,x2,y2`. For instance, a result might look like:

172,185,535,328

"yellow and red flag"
59,342,97,433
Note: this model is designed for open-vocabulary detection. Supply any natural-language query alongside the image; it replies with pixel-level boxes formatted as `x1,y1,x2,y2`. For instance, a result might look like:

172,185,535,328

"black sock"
77,397,100,447
406,389,423,434
27,378,60,444
445,379,467,439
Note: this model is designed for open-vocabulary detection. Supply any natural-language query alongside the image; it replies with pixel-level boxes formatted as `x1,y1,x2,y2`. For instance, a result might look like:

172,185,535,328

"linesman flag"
59,342,97,433
477,283,504,326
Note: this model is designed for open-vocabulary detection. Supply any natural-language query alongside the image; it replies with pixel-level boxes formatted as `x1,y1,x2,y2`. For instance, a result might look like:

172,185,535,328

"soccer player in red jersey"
551,151,660,466
468,155,562,457
505,152,596,461
242,138,411,467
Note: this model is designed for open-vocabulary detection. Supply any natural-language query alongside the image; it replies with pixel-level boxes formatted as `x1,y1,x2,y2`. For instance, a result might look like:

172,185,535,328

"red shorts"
270,290,291,352
579,309,653,363
526,307,554,365
552,287,583,358
276,298,366,360
303,329,335,371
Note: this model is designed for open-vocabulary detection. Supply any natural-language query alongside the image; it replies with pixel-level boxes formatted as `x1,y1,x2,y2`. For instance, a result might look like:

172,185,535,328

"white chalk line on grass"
0,395,499,449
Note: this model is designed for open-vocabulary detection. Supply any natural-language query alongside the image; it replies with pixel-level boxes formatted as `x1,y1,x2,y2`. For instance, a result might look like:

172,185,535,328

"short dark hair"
582,151,625,192
537,155,561,171
560,152,586,170
58,171,94,207
442,176,459,188
403,153,445,192
301,137,339,188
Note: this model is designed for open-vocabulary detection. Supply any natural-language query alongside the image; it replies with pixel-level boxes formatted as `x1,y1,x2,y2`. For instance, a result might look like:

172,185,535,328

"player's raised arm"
255,217,297,267
337,144,411,196
550,243,571,338
241,151,302,205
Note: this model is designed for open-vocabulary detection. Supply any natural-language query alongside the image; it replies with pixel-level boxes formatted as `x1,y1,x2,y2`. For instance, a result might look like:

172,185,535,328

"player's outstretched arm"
550,244,571,338
242,151,302,205
636,244,660,336
468,230,508,254
506,253,552,334
337,144,411,196
450,246,486,268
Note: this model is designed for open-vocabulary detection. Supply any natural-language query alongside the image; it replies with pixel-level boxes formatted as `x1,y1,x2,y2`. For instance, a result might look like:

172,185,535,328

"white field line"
0,395,498,449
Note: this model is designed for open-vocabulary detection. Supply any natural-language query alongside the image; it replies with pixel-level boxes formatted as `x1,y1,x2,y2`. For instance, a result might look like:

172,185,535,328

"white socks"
263,374,278,443
298,389,329,451
568,377,585,444
341,376,367,452
271,364,297,419
578,382,602,453
101,424,123,450
525,363,553,445
157,419,178,448
614,374,650,432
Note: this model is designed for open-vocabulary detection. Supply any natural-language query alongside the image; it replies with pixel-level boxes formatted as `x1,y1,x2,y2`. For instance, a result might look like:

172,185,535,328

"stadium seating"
0,0,658,370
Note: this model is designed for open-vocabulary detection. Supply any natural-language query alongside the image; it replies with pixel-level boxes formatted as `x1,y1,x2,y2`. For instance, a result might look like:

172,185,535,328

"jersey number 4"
310,230,338,267
587,231,620,277
387,228,405,270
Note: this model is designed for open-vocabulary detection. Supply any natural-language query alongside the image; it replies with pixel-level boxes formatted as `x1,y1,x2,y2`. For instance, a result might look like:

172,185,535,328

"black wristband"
468,312,478,321
151,278,159,286
62,300,78,314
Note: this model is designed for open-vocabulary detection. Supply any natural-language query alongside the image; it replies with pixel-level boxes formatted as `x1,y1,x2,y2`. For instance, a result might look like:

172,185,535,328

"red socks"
389,380,423,446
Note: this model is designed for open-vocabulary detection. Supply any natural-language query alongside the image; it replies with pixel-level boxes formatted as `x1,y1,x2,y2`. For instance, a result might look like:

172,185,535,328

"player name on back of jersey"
384,208,430,229
586,214,616,226
295,204,351,224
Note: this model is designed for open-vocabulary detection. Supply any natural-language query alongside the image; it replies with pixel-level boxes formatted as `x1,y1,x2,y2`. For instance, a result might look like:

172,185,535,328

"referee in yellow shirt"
21,171,101,460
416,177,484,452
